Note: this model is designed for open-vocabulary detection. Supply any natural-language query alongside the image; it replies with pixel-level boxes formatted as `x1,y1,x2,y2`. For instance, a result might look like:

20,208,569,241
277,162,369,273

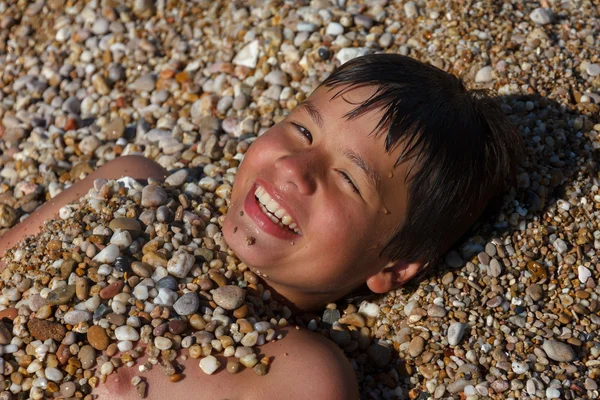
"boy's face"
223,85,416,307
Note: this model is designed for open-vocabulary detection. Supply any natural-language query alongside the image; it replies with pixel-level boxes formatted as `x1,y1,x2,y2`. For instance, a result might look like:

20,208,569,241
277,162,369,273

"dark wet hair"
318,53,523,268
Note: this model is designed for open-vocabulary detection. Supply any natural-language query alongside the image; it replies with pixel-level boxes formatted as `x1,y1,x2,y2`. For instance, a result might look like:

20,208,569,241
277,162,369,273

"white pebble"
110,230,133,249
100,361,114,375
154,337,173,350
578,266,592,284
45,367,63,382
93,244,120,264
167,250,195,278
118,340,134,352
114,326,140,341
199,355,220,375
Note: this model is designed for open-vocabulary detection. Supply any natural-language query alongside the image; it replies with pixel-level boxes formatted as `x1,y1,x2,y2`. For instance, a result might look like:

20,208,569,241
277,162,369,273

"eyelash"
292,122,360,195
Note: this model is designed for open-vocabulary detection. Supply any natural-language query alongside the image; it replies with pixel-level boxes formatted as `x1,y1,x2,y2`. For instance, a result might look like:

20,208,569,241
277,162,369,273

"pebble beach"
0,0,599,399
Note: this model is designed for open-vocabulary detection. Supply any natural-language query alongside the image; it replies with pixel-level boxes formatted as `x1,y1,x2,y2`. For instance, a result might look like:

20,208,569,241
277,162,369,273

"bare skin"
0,155,168,258
0,155,358,400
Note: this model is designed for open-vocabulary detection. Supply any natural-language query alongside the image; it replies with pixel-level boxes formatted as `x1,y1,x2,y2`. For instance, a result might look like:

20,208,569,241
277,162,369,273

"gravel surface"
0,0,599,399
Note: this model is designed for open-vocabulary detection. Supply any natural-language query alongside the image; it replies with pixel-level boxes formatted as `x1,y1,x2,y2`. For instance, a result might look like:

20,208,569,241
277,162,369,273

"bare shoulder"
254,327,359,400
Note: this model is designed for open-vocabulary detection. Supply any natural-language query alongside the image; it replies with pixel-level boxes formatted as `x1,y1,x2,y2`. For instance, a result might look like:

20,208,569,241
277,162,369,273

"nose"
274,151,318,195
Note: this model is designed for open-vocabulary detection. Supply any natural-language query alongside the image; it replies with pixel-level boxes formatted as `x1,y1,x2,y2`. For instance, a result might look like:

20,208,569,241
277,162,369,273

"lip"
243,180,301,241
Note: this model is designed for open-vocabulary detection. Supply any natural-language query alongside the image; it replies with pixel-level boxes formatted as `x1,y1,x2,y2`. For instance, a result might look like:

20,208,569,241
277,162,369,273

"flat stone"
87,325,110,350
232,40,259,69
212,285,245,310
46,285,76,305
156,276,179,291
27,319,66,341
141,185,168,207
428,304,447,318
542,340,577,362
173,292,200,316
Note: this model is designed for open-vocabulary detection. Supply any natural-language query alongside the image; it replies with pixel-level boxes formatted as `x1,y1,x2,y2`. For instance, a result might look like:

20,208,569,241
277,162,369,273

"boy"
0,54,522,399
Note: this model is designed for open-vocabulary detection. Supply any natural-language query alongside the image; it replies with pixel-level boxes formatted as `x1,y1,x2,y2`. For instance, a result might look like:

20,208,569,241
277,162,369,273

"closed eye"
338,170,360,194
292,122,313,144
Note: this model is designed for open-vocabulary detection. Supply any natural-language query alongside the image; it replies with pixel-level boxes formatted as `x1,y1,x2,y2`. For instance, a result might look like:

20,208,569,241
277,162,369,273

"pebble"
199,356,220,375
212,285,245,310
475,66,493,83
408,336,425,358
173,292,200,316
115,326,140,341
447,322,467,346
165,170,189,187
141,185,168,207
87,325,110,351
27,319,66,341
167,250,195,278
542,340,577,362
78,345,97,369
93,244,120,264
46,285,76,305
131,74,156,92
530,7,553,25
109,217,142,238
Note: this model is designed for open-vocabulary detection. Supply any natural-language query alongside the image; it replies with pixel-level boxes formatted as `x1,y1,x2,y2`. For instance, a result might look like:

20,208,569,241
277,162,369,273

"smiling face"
223,85,419,309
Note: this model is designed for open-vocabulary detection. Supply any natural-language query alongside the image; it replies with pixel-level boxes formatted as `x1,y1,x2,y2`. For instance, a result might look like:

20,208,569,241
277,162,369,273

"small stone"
475,66,493,83
27,319,66,341
326,22,344,36
447,322,467,346
78,345,97,369
409,336,425,358
546,388,561,399
165,170,189,187
367,342,392,368
173,292,200,316
404,1,418,18
226,361,240,374
45,367,64,382
100,280,125,299
199,355,220,375
322,309,341,325
0,322,12,345
578,266,592,284
114,256,131,272
553,238,568,254
587,63,600,77
156,276,179,291
530,7,553,25
167,250,195,278
141,185,168,207
212,285,245,310
87,325,110,351
115,326,140,341
132,262,153,278
542,340,577,362
46,285,76,305
60,382,76,398
154,337,173,350
428,305,447,318
489,258,503,277
526,284,544,301
253,363,268,376
63,310,91,325
233,40,259,69
0,204,18,228
131,74,156,92
93,244,120,264
103,117,125,140
109,217,142,239
335,47,371,65
136,381,147,398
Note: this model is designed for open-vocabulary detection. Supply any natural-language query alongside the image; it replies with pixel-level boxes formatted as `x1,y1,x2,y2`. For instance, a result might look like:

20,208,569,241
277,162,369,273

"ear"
365,259,426,294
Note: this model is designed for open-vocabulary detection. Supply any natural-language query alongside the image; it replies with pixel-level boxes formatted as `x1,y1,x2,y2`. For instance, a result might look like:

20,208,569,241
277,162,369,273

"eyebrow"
298,99,381,194
343,148,381,193
298,100,324,129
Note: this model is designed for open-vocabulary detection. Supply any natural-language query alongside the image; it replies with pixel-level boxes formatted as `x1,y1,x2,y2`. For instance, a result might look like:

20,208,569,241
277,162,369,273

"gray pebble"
542,340,577,362
173,292,200,316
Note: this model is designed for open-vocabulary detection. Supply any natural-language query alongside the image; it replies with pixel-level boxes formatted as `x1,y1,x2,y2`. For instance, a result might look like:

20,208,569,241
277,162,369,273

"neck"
257,279,359,313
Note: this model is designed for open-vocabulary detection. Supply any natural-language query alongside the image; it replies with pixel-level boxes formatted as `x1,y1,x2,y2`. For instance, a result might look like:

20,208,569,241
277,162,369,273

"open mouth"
254,185,301,235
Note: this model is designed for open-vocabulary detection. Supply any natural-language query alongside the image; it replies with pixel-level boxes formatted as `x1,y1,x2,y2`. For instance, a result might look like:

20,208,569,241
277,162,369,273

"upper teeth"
254,185,300,234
